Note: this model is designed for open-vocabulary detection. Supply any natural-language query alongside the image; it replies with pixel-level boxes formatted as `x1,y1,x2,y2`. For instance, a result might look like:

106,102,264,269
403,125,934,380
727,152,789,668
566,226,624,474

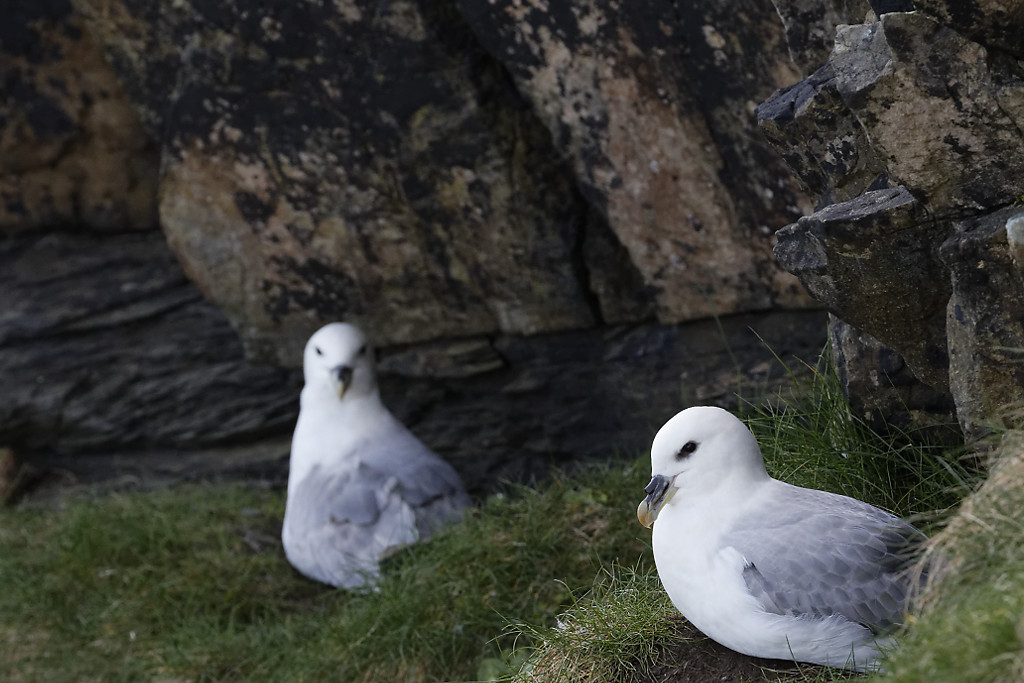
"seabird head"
637,406,767,528
302,322,376,401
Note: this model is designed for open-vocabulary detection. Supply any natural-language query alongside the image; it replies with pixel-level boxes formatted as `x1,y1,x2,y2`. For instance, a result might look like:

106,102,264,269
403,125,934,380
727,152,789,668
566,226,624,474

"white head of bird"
301,322,377,406
637,406,769,528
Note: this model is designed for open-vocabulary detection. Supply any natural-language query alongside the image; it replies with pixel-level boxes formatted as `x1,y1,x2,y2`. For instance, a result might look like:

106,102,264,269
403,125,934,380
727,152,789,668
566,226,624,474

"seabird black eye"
357,344,367,356
676,441,698,460
315,346,323,356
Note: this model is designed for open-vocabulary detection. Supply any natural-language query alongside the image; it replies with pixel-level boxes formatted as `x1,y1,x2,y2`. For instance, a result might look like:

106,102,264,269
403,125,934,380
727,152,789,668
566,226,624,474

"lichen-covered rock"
458,0,816,323
71,0,826,364
757,62,891,208
761,12,1024,215
942,208,1024,437
774,186,952,390
0,0,158,233
768,0,872,76
829,14,1024,212
75,0,619,364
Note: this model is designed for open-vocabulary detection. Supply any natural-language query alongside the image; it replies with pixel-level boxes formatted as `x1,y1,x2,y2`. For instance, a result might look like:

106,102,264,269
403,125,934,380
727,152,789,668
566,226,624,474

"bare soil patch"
640,617,843,683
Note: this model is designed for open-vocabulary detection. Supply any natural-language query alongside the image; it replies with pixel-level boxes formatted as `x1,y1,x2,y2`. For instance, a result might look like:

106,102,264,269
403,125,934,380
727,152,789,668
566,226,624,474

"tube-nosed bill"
637,474,676,528
331,365,354,399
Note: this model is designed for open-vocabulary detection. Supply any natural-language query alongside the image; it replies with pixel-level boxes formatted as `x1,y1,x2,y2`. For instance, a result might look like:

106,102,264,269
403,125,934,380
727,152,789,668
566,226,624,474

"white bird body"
282,323,470,590
287,385,394,498
651,478,894,668
638,407,920,672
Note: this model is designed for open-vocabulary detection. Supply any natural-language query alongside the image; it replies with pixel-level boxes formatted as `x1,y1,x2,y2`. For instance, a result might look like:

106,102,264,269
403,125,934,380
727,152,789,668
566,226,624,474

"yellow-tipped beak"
332,365,354,399
637,474,675,528
637,498,655,528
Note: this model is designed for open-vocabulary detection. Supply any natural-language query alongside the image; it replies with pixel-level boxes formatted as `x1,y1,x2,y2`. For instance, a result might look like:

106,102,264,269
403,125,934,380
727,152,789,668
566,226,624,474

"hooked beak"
331,365,354,399
637,474,676,528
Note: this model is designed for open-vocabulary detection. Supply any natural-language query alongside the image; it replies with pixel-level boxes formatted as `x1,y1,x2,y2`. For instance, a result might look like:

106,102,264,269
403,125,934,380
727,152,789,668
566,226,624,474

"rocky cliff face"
1,0,833,489
5,0,1022,488
68,0,825,365
759,3,1024,437
0,0,301,492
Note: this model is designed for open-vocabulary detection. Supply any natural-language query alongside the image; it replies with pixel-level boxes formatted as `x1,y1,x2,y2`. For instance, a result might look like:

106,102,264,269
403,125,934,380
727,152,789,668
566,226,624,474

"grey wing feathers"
368,421,471,534
288,464,382,530
285,464,409,588
726,483,925,633
284,413,469,589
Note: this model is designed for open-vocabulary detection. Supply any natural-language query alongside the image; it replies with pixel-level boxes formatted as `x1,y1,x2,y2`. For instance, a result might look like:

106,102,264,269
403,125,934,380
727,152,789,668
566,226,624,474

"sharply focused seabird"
282,322,470,589
637,406,924,671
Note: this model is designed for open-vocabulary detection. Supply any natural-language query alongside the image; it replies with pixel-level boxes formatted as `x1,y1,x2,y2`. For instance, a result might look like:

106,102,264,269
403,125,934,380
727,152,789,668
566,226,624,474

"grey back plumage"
285,414,469,588
348,416,471,537
725,482,925,634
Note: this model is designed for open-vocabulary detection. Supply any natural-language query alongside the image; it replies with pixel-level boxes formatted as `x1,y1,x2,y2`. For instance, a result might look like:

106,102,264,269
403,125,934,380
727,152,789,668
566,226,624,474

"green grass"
505,563,868,683
742,363,973,524
0,464,652,682
880,427,1024,683
506,563,686,683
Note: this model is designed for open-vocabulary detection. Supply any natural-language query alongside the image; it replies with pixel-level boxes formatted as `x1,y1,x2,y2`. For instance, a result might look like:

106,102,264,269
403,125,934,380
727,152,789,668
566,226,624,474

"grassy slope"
881,428,1024,683
0,365,997,683
0,465,653,682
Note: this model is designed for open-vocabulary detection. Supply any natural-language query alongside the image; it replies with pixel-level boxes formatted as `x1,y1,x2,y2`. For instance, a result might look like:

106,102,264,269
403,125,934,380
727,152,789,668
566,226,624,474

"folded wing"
724,482,925,633
286,419,469,589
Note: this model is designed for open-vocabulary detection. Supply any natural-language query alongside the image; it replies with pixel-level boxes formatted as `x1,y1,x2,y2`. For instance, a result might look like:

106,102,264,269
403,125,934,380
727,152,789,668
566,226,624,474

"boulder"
774,186,951,391
69,0,825,365
74,0,626,364
760,12,1024,214
828,14,1024,212
757,62,891,209
458,0,816,324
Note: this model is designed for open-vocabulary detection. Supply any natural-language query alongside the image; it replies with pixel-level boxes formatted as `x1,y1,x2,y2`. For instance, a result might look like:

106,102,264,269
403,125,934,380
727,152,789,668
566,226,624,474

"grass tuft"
506,563,684,683
880,426,1024,682
741,357,975,525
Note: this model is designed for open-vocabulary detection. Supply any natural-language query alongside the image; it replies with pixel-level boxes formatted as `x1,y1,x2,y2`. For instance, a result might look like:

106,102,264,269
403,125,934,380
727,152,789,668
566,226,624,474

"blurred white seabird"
283,322,470,589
